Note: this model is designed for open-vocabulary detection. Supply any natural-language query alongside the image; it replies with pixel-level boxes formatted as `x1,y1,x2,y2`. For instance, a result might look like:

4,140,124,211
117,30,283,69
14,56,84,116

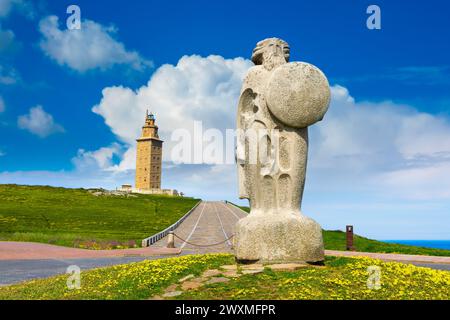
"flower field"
1,254,449,300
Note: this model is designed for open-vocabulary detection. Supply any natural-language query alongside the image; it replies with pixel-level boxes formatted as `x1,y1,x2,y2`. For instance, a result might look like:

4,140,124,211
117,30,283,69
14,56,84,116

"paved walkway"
151,201,247,254
0,256,165,286
0,242,180,261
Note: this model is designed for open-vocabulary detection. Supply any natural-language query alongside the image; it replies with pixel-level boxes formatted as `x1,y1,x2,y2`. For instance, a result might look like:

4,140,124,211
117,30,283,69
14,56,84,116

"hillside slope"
0,184,199,248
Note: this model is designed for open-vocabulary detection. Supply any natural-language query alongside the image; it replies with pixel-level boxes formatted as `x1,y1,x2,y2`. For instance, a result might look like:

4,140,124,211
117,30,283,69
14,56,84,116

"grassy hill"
323,230,450,256
0,184,199,249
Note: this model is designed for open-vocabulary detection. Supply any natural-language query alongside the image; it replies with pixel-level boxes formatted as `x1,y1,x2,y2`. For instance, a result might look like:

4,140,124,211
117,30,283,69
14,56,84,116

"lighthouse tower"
135,110,163,190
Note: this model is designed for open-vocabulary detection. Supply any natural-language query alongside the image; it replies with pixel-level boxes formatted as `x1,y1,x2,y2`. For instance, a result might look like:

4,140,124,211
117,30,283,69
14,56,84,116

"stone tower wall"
135,113,163,190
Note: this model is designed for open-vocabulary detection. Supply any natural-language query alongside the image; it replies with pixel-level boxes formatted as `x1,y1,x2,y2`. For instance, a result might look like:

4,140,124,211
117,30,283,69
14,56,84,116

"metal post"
167,231,175,248
346,225,355,251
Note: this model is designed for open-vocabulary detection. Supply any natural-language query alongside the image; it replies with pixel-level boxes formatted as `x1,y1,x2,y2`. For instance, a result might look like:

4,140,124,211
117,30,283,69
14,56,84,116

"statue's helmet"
251,38,290,65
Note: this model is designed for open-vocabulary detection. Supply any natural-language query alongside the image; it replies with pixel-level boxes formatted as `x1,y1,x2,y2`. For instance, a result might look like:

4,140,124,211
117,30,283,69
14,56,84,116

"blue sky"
1,0,450,239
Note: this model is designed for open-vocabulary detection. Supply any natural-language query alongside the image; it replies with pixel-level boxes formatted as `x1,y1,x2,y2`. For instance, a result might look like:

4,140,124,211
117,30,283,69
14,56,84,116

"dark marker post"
346,225,355,251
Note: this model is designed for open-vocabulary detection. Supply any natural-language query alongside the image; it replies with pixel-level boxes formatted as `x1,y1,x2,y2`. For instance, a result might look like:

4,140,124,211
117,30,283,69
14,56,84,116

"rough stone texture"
220,265,238,271
191,277,209,283
178,274,195,283
266,62,330,128
223,270,241,278
202,269,222,277
162,291,183,297
235,38,329,264
234,214,324,263
241,268,264,275
165,284,178,292
181,281,203,291
205,277,230,285
241,264,264,270
266,263,308,272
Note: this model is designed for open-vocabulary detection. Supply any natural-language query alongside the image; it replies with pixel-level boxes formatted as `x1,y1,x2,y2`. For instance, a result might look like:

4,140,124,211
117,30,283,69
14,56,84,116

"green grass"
323,230,450,256
1,254,448,300
227,201,250,213
0,184,199,248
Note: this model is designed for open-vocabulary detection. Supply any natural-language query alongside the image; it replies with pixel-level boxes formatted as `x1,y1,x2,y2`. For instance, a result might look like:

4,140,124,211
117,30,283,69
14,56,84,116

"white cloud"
17,105,64,138
0,24,15,52
92,54,252,169
377,162,450,200
0,95,4,112
0,64,19,84
0,0,34,19
72,143,123,171
38,15,153,72
308,85,450,200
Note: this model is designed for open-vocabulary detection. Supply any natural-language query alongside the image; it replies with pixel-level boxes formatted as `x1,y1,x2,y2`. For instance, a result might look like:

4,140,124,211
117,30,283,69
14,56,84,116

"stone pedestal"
234,212,324,264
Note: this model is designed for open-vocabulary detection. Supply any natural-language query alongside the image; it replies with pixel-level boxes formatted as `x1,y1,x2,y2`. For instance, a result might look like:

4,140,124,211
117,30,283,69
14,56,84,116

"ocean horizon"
383,240,450,250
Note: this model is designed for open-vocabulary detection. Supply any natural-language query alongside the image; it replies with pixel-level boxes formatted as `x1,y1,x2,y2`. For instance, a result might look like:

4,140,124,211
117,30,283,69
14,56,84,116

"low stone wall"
141,200,201,247
117,187,180,196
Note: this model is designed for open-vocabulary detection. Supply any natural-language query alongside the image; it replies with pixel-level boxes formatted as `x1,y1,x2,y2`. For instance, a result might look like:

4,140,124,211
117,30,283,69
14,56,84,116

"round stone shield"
266,62,330,128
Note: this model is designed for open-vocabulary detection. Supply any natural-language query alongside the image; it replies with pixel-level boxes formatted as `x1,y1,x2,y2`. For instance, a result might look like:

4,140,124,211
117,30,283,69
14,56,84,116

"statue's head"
251,38,290,70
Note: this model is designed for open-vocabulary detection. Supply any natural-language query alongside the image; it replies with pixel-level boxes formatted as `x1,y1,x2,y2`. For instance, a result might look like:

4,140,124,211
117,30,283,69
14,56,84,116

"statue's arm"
236,88,256,199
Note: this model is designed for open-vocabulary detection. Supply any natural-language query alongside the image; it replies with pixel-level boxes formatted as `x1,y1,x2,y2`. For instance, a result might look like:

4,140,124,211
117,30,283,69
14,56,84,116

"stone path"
150,201,247,254
152,262,307,299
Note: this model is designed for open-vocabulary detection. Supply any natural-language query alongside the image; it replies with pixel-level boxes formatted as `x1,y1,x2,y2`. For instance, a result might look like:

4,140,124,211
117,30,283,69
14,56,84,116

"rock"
205,277,230,285
266,263,307,272
165,284,178,292
162,291,183,298
190,277,209,283
201,269,222,277
234,214,324,263
178,274,195,283
241,264,264,270
242,268,264,275
223,270,241,278
220,265,238,271
181,281,203,291
148,295,164,300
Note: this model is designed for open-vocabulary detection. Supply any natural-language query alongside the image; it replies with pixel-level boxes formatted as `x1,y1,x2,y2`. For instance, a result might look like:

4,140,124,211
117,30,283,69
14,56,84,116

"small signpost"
346,225,355,251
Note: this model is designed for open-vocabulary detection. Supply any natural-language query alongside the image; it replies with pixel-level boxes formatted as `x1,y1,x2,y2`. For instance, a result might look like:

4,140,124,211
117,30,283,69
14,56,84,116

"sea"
383,240,450,250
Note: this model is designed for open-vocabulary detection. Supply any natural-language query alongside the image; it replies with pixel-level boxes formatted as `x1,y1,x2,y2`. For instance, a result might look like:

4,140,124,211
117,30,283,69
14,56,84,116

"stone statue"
234,38,330,263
